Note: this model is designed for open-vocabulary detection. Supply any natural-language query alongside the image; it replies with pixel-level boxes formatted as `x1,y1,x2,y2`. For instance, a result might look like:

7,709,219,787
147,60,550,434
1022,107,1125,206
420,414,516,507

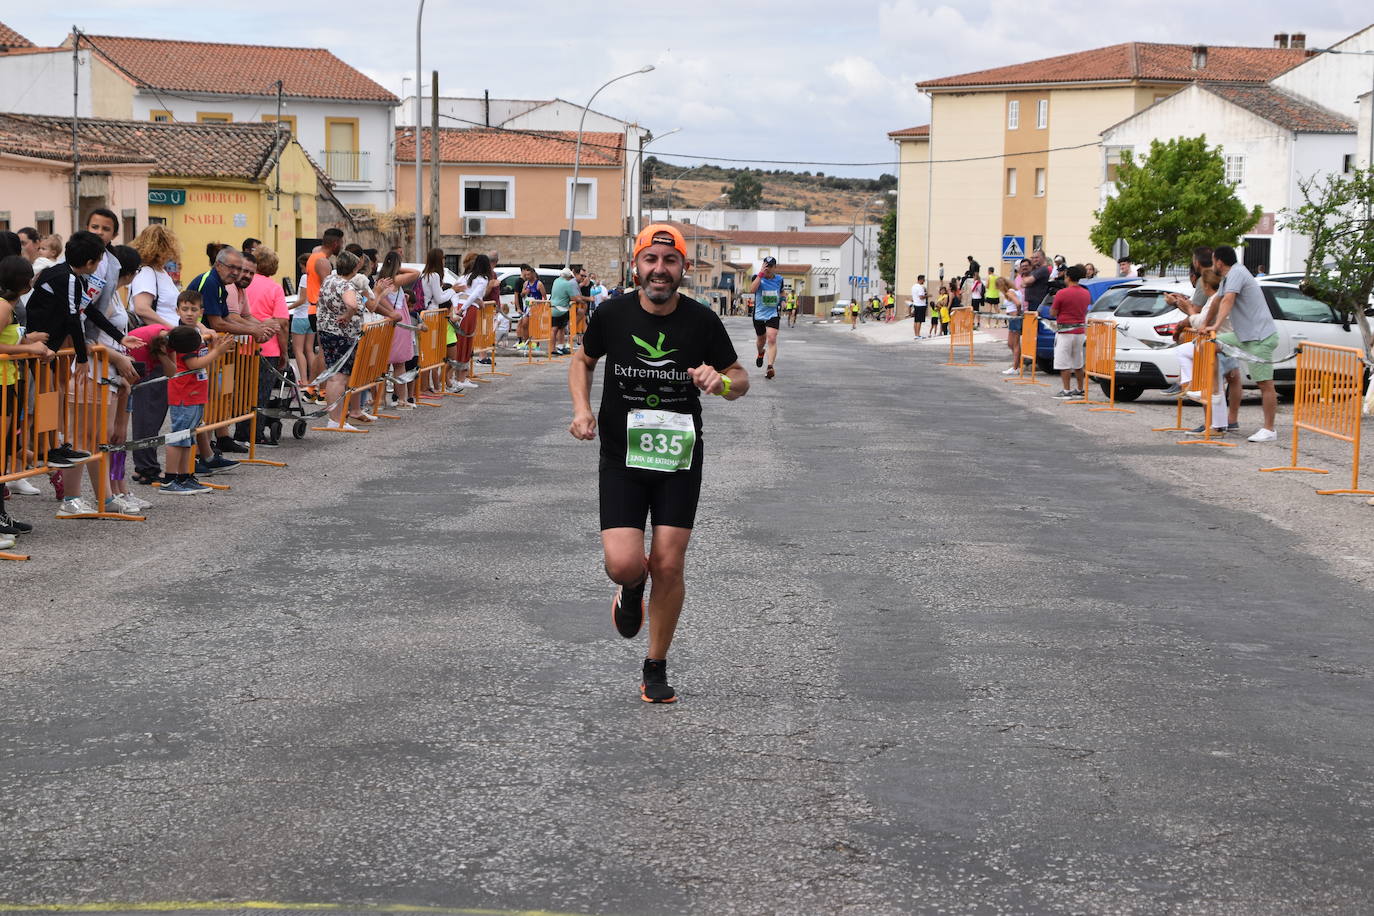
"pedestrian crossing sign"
1002,236,1026,260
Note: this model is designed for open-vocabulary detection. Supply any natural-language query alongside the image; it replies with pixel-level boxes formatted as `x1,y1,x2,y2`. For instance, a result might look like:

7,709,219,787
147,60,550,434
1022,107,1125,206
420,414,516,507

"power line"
423,112,1102,169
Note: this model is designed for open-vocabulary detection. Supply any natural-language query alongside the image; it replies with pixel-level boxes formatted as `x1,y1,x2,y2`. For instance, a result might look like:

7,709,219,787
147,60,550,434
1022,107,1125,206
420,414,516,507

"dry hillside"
657,178,889,228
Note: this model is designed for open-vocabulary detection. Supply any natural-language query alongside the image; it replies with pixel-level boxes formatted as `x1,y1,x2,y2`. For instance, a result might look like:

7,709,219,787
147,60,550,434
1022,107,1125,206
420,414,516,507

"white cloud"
2,3,1370,178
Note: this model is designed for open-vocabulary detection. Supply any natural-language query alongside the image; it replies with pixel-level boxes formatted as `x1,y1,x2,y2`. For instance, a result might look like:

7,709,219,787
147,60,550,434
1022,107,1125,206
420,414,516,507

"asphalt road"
3,316,1374,915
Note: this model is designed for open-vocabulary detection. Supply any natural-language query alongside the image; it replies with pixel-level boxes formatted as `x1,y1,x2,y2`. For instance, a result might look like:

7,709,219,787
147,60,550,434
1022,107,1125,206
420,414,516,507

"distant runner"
750,257,783,379
568,223,750,703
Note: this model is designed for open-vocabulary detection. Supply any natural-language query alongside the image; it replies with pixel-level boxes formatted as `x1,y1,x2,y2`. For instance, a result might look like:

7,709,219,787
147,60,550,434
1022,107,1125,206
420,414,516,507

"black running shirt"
581,292,738,461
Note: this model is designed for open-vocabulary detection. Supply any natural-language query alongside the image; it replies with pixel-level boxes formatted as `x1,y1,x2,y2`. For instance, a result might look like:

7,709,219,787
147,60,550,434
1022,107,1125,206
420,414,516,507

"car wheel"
1100,381,1143,402
1277,386,1295,403
1036,357,1055,374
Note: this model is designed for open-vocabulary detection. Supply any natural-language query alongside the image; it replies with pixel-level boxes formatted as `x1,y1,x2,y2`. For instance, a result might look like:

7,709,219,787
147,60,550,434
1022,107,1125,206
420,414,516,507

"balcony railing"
319,149,370,183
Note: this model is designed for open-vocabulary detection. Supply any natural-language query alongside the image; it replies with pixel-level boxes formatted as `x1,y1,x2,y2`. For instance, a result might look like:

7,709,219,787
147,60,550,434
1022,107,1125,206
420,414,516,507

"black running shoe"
641,658,677,704
612,577,646,639
755,351,764,368
217,438,250,455
0,510,32,535
43,444,89,468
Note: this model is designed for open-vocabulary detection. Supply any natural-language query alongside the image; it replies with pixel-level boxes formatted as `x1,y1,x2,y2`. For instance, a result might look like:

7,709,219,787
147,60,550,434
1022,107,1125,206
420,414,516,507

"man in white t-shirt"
909,275,928,338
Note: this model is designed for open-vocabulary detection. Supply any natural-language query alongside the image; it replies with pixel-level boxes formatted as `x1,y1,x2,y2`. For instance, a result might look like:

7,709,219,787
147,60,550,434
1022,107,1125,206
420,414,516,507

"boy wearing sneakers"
154,318,236,494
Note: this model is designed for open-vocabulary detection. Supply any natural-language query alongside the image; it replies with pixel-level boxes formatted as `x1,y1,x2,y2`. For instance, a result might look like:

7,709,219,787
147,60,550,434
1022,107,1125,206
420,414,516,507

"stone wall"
434,234,627,279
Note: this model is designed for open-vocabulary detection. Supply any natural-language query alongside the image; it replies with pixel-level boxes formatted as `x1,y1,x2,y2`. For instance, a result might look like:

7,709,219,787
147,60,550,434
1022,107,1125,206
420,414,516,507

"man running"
749,256,783,379
568,223,749,703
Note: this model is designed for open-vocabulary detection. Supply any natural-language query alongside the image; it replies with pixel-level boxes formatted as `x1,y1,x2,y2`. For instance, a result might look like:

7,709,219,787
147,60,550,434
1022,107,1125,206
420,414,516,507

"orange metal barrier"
524,301,554,365
1066,320,1134,413
415,309,450,403
1260,342,1374,496
1006,311,1046,386
945,307,975,367
569,303,587,351
471,304,510,382
2,348,146,558
197,336,286,474
1176,333,1235,449
1153,327,1200,433
312,322,396,434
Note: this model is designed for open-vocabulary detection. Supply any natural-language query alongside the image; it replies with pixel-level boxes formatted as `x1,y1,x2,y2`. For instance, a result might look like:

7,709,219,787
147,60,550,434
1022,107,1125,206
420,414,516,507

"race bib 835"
625,410,695,472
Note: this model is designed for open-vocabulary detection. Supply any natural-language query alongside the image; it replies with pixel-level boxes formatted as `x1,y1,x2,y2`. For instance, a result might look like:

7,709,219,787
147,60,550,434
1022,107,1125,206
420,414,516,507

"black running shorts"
752,315,781,336
598,450,703,530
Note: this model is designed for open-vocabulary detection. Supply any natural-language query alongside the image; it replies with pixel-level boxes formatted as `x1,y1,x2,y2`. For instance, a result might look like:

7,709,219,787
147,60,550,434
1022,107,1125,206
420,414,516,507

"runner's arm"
688,361,749,401
567,348,598,439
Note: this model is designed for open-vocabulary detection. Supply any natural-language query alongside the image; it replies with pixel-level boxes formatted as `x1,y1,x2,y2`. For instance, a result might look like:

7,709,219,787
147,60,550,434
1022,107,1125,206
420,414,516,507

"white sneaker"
1000,367,1019,376
0,533,15,550
1247,427,1278,442
326,420,362,432
9,477,41,495
458,379,479,389
1184,390,1203,402
124,493,153,511
56,497,97,518
446,382,462,393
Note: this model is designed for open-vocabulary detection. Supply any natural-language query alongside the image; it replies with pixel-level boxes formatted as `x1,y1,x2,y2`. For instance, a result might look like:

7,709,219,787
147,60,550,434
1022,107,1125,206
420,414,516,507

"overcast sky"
6,4,1369,178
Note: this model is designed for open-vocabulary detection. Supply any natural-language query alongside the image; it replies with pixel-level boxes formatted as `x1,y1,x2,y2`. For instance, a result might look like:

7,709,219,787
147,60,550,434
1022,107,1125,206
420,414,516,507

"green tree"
641,155,659,192
1280,166,1374,361
1090,136,1260,275
877,207,897,291
727,171,764,209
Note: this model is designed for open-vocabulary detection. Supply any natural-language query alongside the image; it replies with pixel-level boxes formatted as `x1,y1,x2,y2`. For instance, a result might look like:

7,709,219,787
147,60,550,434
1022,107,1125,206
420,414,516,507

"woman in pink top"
242,247,289,445
374,252,421,408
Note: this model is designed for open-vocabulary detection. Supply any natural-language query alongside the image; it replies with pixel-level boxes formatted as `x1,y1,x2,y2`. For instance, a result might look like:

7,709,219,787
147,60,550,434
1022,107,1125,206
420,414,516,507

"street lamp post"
686,194,727,302
849,197,883,304
629,126,681,235
664,164,710,221
413,0,426,263
565,65,655,269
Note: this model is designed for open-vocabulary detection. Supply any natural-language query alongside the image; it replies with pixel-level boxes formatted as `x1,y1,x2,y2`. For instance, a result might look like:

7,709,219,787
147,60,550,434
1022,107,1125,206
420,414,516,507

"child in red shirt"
152,324,235,494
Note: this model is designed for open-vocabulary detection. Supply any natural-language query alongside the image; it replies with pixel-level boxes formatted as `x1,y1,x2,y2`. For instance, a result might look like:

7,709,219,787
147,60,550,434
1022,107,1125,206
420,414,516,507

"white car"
494,266,568,313
1107,279,1365,400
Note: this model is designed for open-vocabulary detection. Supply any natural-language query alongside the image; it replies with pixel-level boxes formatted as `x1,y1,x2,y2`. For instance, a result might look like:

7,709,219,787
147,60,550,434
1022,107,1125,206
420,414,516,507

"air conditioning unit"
463,216,486,237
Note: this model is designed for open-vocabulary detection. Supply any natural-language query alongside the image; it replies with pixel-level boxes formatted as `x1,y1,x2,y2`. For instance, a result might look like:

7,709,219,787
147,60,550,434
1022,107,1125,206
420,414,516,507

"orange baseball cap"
633,223,688,260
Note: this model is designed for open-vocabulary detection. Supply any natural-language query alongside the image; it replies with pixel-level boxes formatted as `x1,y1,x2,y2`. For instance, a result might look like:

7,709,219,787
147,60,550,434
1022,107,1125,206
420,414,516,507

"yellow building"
28,116,342,281
892,41,1312,299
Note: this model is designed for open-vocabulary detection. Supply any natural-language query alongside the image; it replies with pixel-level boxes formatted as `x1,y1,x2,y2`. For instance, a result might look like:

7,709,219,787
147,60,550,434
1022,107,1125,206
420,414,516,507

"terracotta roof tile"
919,42,1311,89
20,115,293,180
396,128,623,166
775,264,812,274
1202,83,1355,133
76,33,397,103
0,21,34,49
722,229,853,246
887,124,929,138
0,114,154,165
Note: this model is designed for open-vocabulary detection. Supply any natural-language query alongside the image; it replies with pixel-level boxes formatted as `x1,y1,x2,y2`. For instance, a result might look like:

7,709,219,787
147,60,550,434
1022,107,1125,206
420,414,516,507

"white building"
0,31,398,211
399,95,649,241
1101,84,1355,273
644,208,807,232
718,229,860,304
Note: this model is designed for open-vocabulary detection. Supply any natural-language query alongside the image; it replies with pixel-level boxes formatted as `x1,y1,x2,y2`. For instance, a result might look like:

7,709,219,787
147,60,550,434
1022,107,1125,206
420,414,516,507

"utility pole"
413,0,426,261
70,27,81,233
429,70,440,251
274,79,284,256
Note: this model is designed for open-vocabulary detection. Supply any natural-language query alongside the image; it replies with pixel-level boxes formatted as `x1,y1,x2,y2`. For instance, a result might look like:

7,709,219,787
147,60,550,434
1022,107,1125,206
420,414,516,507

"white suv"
1107,280,1365,401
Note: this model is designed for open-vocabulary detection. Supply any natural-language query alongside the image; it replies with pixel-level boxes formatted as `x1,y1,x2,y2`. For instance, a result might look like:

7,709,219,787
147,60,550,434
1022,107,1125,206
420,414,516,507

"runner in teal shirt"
749,257,784,380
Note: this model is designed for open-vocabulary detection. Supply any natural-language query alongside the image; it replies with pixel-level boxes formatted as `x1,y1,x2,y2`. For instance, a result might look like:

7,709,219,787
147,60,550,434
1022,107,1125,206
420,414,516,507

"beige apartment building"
891,41,1311,299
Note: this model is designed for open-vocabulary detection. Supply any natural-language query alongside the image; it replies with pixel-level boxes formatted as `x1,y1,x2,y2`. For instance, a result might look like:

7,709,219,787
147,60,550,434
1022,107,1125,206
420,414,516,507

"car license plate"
1115,361,1141,373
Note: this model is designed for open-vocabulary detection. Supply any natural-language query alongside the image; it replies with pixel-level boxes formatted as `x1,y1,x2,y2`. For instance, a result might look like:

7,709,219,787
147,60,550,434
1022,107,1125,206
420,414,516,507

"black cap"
762,256,777,267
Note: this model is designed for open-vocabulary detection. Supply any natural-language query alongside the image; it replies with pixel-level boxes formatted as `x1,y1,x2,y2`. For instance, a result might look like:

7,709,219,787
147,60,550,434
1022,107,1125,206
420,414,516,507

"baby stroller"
257,360,312,443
